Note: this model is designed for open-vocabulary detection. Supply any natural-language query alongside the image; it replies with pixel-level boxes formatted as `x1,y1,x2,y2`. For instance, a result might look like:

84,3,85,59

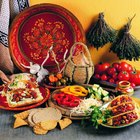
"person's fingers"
9,75,15,82
2,76,10,83
0,71,10,83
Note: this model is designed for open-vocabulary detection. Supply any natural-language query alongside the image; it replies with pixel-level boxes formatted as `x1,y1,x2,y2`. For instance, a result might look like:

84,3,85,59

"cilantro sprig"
82,106,112,129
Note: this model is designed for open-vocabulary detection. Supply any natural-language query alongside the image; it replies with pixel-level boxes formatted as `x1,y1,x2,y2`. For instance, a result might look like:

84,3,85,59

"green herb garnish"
9,81,18,87
82,106,112,129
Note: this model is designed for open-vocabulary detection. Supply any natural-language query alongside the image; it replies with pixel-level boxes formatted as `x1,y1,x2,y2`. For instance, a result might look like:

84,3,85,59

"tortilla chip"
40,120,57,131
14,111,29,120
14,118,28,128
33,123,48,135
58,118,72,130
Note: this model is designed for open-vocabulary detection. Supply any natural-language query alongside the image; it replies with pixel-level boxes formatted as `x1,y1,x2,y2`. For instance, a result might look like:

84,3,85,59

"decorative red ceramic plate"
0,86,50,111
9,3,85,72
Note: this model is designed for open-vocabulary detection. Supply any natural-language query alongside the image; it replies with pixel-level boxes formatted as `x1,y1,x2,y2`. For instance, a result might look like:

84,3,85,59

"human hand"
0,70,10,83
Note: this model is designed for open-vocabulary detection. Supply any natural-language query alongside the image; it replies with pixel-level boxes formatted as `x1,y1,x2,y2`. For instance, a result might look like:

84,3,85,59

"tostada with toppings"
0,73,44,108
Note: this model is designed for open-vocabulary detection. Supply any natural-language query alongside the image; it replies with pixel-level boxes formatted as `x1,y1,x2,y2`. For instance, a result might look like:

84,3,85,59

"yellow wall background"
30,0,140,69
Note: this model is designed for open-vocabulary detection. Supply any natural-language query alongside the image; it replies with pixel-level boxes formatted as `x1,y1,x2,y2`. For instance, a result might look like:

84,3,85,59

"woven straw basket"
64,42,94,84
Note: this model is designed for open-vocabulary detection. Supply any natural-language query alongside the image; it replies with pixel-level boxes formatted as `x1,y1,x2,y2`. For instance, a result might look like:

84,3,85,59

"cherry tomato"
130,83,136,88
129,70,140,86
107,67,117,76
112,62,120,71
94,74,100,79
119,62,133,72
112,73,118,80
101,74,108,81
118,71,130,81
107,76,111,80
109,78,115,83
115,80,120,85
94,63,110,74
117,65,122,72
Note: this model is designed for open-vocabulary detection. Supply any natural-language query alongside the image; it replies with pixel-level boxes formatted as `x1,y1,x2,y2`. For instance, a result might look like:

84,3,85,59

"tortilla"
40,120,57,130
33,123,48,135
32,107,62,124
27,109,42,127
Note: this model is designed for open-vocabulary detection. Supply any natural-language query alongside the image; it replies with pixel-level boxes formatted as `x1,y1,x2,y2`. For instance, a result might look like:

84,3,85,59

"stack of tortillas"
13,107,72,135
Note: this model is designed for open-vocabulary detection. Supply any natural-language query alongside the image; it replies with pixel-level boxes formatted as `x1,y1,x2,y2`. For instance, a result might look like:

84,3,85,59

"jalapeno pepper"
54,92,81,108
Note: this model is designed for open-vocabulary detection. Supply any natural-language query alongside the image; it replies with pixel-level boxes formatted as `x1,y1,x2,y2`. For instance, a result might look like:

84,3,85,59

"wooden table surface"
0,89,140,140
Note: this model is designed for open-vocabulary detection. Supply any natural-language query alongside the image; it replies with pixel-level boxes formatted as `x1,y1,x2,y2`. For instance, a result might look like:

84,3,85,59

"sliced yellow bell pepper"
60,85,88,97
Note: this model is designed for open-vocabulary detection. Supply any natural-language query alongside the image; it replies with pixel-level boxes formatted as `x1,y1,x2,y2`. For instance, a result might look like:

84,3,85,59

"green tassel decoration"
86,12,117,49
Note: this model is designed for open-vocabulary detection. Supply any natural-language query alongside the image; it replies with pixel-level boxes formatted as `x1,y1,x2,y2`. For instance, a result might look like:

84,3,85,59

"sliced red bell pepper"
54,92,81,108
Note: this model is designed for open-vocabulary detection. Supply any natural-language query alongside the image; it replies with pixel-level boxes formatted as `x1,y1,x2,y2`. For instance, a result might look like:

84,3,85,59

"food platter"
47,85,114,120
47,84,140,128
101,119,140,129
100,101,140,128
47,89,88,119
9,3,85,72
0,73,50,111
47,99,89,120
41,73,72,90
0,86,50,111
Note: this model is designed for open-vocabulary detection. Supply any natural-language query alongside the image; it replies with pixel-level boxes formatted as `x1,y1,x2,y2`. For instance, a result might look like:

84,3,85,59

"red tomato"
101,74,108,81
94,74,100,79
112,62,120,71
117,65,122,72
129,70,140,86
130,83,136,88
115,80,120,85
95,63,110,74
118,71,130,81
119,62,133,72
112,73,118,80
107,76,111,80
107,67,117,76
109,78,115,83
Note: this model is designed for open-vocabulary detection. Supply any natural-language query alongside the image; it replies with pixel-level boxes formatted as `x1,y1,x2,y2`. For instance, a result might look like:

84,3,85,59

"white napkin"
0,0,30,74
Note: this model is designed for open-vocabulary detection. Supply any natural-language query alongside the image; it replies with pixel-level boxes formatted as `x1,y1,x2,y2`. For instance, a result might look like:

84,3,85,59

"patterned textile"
0,0,30,74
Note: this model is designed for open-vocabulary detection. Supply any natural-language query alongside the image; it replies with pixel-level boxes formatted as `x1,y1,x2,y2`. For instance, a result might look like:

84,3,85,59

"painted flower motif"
41,48,49,56
40,33,53,47
29,36,36,42
31,42,40,49
24,18,69,60
32,29,40,37
45,23,54,32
